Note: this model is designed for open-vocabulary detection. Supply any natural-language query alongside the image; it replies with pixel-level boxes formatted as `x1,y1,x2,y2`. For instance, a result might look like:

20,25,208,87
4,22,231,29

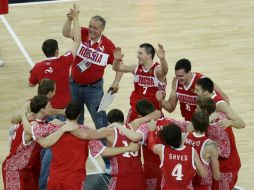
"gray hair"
91,15,106,28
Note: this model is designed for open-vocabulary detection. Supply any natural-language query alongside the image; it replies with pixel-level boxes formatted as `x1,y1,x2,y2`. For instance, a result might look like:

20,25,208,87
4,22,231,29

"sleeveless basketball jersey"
176,72,203,121
156,117,189,135
185,132,212,186
3,120,44,171
160,145,196,190
211,90,224,106
130,63,166,110
110,125,143,177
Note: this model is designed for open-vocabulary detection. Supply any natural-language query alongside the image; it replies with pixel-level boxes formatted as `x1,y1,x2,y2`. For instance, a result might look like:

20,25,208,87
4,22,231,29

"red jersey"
185,132,212,187
160,145,196,190
2,120,45,190
29,52,73,108
211,90,224,106
111,124,147,177
127,63,166,123
156,117,189,135
0,0,8,14
206,112,241,172
32,123,105,184
72,27,115,84
108,124,147,190
176,72,204,121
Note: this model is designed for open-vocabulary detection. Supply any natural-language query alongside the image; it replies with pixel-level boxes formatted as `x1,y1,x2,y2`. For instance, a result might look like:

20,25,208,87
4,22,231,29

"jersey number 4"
122,141,138,157
171,163,184,180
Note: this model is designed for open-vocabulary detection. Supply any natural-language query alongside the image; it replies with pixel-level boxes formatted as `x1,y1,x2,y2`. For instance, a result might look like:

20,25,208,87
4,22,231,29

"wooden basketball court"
0,0,253,189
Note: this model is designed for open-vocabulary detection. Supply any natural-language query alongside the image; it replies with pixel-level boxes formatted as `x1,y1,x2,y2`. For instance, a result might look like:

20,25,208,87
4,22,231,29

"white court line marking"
234,186,245,190
1,13,106,180
10,0,78,7
0,15,34,67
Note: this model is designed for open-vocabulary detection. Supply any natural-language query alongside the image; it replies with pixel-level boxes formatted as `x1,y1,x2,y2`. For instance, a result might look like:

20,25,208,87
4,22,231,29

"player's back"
160,145,196,190
49,127,89,183
185,132,213,187
110,127,143,176
108,126,145,190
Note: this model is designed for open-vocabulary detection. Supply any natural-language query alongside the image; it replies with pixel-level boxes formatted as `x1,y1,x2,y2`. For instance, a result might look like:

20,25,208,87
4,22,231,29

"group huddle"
2,3,245,190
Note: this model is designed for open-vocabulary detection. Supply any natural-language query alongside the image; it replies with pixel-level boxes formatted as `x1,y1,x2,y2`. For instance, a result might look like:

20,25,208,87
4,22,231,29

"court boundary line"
0,13,106,182
9,0,78,7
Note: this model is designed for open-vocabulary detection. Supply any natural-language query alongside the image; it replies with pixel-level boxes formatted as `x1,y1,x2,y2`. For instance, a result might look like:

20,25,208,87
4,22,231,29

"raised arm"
155,43,168,81
69,3,81,57
112,47,136,73
62,8,74,38
216,102,245,129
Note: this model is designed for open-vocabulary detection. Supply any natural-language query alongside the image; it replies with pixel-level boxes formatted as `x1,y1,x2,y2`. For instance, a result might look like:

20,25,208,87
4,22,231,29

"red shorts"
212,171,238,190
47,180,84,190
108,175,146,190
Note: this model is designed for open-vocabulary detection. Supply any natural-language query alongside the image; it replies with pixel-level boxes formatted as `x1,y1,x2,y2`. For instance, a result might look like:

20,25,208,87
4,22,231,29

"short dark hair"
30,95,49,114
107,109,124,124
65,101,82,120
37,78,55,96
136,99,155,117
191,111,209,133
175,58,191,73
139,43,155,59
42,39,58,57
196,96,216,115
158,123,182,149
196,77,214,93
91,15,106,28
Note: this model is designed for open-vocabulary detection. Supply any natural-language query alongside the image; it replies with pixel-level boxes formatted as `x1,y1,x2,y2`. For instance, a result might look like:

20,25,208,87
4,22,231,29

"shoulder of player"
204,139,217,150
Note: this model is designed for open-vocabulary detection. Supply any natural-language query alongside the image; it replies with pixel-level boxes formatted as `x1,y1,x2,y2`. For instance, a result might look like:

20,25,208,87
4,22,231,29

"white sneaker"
0,59,5,67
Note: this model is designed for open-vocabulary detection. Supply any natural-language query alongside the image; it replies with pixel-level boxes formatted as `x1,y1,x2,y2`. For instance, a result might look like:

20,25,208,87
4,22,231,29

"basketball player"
196,97,241,190
113,43,168,123
185,111,220,190
24,102,139,190
2,95,76,190
148,123,207,190
156,58,228,121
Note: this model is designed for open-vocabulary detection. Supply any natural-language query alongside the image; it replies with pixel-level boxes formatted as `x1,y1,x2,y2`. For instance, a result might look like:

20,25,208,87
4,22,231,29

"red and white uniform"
176,72,204,121
32,123,105,189
142,118,188,190
29,52,74,109
185,132,212,190
72,27,115,84
2,120,45,190
127,63,167,123
160,145,196,190
211,90,224,106
206,112,241,190
108,124,148,190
